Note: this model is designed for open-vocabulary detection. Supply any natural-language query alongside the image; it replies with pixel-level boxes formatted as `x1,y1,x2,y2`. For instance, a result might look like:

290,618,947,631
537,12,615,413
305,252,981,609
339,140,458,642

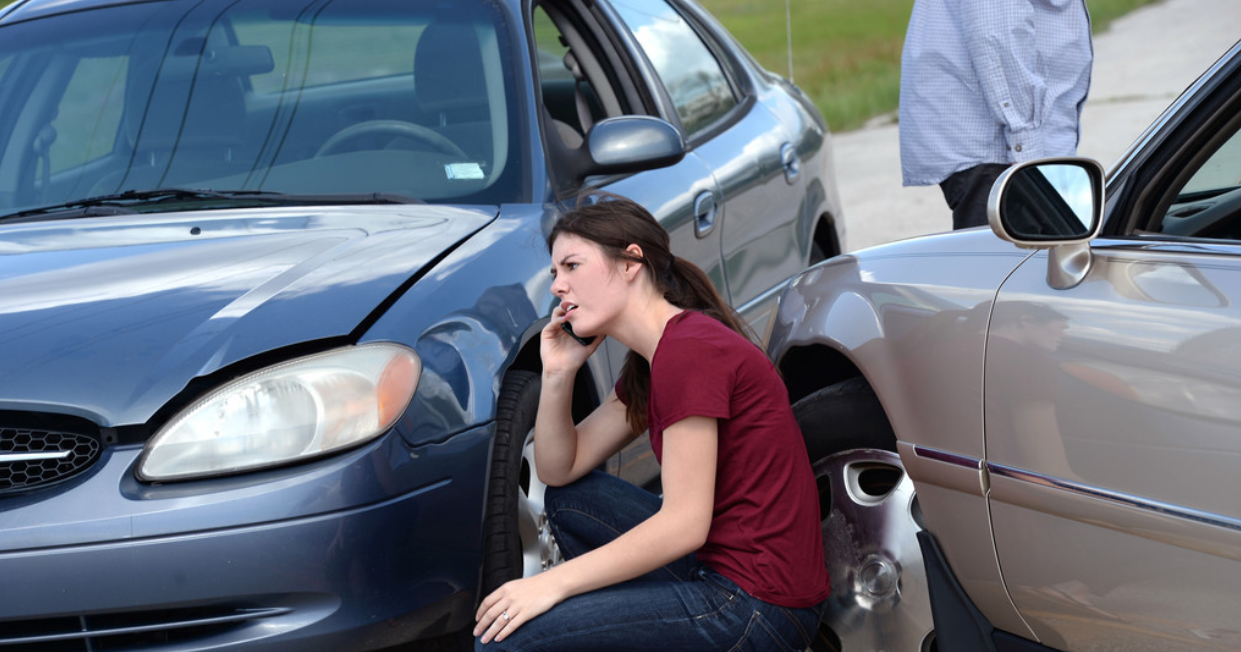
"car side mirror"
584,116,685,177
989,158,1106,289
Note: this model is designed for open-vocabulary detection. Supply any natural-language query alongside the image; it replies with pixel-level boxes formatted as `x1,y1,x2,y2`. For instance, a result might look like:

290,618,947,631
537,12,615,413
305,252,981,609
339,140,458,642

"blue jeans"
475,471,824,652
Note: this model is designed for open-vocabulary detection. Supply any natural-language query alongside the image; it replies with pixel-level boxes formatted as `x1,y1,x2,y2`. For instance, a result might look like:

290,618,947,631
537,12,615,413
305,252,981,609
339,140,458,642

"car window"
0,0,525,219
532,6,572,82
531,4,595,146
233,20,417,94
530,1,632,145
1157,122,1241,240
609,0,737,136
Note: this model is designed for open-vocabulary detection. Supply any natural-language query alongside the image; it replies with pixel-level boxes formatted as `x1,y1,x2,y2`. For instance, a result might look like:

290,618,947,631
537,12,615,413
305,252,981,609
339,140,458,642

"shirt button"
1015,145,1023,152
1003,102,1010,108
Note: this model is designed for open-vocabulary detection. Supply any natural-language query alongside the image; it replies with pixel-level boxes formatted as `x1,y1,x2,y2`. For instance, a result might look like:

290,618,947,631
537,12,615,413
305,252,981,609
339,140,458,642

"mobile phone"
561,321,596,346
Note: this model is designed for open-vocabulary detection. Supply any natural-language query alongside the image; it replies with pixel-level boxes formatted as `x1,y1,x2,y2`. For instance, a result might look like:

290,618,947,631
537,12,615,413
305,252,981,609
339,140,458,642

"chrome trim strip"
912,445,981,471
0,450,71,462
1089,237,1241,258
988,462,1241,534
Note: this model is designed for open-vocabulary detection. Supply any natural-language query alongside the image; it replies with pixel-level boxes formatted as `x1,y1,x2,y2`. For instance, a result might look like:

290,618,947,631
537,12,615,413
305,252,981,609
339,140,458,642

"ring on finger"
501,611,510,621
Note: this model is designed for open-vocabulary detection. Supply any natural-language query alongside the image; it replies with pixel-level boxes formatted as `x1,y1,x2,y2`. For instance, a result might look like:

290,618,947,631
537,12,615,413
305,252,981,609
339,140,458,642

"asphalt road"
835,0,1241,253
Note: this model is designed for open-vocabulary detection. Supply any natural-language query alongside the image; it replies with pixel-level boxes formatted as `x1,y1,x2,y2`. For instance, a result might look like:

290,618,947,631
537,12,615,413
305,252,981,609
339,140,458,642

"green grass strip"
702,0,1163,132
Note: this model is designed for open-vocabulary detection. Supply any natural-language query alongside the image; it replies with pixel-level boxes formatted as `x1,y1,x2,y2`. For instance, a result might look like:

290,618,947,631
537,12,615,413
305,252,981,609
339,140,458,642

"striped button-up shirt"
899,0,1093,187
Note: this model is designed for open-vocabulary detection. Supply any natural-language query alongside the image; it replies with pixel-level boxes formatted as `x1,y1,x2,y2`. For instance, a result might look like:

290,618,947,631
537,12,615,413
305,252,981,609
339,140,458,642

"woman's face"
549,233,631,338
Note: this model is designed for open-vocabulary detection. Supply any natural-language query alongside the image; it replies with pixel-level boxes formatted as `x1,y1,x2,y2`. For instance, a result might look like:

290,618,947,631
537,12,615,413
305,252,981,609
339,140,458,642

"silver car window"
610,0,737,136
1159,122,1241,240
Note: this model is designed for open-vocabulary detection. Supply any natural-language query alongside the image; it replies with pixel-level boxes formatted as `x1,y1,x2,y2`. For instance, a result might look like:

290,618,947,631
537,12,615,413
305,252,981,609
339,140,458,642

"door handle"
780,143,800,184
694,191,717,238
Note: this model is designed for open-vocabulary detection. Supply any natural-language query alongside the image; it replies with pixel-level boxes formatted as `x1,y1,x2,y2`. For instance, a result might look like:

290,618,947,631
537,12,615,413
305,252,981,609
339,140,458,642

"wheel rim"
515,429,563,577
815,449,934,651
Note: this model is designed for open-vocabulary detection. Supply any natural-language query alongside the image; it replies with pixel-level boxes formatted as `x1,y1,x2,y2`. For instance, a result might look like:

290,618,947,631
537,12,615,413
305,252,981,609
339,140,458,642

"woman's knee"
543,470,609,511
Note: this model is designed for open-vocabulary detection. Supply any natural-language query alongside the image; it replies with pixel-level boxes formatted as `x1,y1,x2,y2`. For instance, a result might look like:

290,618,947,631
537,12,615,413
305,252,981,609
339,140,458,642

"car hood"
0,204,496,426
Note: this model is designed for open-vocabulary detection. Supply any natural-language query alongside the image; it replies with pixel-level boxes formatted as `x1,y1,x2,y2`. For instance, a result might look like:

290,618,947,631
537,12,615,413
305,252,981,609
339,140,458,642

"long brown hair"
548,192,753,435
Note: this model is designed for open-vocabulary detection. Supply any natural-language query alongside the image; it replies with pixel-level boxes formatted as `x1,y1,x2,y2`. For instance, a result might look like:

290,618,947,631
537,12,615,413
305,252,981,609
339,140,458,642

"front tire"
480,371,563,597
794,377,936,652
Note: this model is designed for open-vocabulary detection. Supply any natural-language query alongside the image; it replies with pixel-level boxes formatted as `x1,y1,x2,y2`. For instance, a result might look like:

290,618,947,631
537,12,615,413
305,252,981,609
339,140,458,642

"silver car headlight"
138,343,421,481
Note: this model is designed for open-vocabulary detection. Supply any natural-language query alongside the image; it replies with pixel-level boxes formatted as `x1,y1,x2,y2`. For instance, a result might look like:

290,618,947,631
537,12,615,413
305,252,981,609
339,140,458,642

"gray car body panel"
769,36,1241,651
769,230,1037,636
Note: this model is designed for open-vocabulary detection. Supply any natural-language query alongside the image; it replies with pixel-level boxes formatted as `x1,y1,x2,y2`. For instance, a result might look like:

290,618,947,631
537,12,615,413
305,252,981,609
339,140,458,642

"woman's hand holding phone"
560,321,595,346
541,304,603,373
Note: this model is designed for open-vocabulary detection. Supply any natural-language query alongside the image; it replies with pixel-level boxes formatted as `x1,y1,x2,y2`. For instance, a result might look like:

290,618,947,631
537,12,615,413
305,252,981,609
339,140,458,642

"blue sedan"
0,0,843,649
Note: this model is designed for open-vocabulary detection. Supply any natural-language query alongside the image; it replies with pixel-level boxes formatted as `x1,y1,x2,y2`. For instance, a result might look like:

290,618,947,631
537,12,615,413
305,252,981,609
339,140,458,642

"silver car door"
985,127,1241,650
608,0,806,342
535,0,726,491
598,166,725,489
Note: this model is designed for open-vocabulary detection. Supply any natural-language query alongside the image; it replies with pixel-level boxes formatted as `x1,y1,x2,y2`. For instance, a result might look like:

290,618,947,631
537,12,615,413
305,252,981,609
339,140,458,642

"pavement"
835,0,1241,253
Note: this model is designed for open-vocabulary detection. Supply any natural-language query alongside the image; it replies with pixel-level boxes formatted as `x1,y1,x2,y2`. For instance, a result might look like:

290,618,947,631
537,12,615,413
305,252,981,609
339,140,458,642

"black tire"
382,373,546,652
793,377,935,652
795,376,896,461
479,365,568,601
480,370,545,597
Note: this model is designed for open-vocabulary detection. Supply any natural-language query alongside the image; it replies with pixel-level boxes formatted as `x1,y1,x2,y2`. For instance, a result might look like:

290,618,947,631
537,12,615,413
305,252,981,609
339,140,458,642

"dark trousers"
939,163,1009,230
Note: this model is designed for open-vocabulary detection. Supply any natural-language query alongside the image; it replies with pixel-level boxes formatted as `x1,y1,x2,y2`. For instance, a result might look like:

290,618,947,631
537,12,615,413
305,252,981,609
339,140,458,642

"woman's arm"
475,415,718,644
531,306,636,487
533,384,633,487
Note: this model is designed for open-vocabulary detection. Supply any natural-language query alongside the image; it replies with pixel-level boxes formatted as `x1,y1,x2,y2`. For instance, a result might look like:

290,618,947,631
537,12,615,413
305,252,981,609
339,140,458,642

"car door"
531,0,727,300
531,0,725,490
984,47,1241,651
607,0,805,341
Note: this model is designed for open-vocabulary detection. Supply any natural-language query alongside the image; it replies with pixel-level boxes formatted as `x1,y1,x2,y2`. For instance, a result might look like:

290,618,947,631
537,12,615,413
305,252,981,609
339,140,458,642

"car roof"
0,0,524,26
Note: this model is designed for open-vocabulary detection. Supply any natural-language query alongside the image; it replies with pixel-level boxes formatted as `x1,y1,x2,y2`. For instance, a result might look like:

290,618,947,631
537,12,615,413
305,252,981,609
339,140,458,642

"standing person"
473,194,830,651
899,0,1093,230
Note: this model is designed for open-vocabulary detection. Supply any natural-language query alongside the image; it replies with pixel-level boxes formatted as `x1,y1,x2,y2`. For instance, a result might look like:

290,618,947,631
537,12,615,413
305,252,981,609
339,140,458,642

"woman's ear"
622,244,645,280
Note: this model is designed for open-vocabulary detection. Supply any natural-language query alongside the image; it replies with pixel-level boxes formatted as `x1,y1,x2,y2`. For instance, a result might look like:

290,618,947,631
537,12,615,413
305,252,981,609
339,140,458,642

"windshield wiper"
1,188,245,222
252,191,426,206
0,188,425,223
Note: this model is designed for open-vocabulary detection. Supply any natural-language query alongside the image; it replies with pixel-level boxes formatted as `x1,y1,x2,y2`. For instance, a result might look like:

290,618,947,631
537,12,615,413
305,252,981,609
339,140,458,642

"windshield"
0,0,525,217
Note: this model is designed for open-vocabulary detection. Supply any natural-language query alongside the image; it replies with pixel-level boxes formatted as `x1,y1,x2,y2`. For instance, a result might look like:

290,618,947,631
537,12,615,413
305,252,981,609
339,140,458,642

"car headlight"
138,343,421,481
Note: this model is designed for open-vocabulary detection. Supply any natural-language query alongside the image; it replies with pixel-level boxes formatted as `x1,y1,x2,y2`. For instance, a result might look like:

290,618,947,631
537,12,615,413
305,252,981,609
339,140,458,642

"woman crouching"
474,194,829,651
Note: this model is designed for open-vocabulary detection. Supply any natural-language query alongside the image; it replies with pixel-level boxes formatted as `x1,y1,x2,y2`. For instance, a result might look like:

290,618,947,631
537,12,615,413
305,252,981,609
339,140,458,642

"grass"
700,0,1164,132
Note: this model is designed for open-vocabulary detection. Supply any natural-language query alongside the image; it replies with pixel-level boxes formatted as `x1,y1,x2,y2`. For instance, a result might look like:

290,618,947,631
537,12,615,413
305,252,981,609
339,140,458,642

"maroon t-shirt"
621,311,830,608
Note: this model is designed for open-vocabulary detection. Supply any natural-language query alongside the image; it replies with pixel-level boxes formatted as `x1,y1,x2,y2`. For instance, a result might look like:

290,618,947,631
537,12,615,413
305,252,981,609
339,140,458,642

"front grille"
0,604,291,651
0,427,101,494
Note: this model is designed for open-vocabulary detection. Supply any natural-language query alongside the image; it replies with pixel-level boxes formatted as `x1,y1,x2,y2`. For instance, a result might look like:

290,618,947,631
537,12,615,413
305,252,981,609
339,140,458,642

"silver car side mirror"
586,115,685,175
988,157,1106,290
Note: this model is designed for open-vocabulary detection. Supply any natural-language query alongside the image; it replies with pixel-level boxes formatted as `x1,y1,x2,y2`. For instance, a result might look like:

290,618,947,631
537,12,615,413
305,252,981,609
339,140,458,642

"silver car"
768,37,1241,652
